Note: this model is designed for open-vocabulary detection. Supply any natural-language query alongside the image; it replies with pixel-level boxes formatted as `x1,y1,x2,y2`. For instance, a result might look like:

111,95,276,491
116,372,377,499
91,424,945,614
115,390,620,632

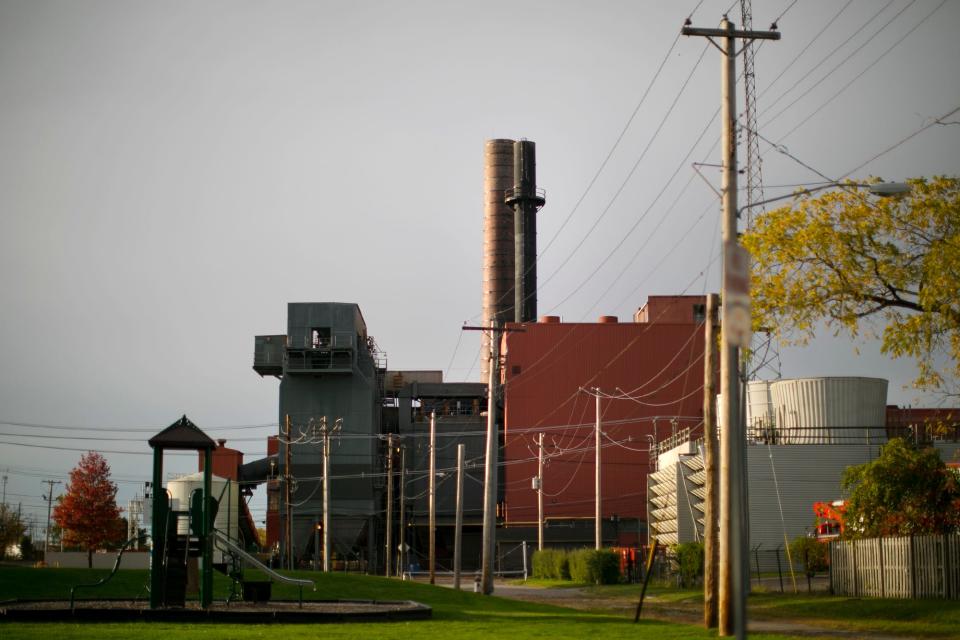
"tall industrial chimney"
481,139,546,381
481,139,515,382
506,140,545,324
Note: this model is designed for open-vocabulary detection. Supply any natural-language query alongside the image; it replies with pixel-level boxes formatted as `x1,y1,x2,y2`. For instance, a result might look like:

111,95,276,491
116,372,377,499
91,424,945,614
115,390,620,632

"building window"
693,304,706,323
311,327,331,348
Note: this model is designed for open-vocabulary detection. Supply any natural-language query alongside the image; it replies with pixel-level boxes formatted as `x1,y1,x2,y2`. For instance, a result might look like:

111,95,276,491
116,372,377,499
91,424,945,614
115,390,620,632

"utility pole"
429,411,437,585
2,470,8,505
704,292,720,629
453,443,465,590
398,445,406,577
321,418,339,572
42,479,62,557
595,389,602,550
537,432,544,551
481,319,500,595
385,434,394,578
682,16,779,640
283,414,293,571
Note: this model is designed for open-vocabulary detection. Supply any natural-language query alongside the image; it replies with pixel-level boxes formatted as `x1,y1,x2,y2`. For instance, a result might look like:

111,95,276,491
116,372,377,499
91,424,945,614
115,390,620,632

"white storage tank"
769,377,887,444
746,380,776,441
167,472,239,563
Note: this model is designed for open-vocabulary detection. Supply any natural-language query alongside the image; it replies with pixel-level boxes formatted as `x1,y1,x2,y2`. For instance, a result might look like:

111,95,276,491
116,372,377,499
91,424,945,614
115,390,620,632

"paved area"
485,581,908,640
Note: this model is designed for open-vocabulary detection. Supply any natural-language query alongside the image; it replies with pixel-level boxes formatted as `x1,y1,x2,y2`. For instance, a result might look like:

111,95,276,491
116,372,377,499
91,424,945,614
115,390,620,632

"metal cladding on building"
481,138,545,380
499,296,708,546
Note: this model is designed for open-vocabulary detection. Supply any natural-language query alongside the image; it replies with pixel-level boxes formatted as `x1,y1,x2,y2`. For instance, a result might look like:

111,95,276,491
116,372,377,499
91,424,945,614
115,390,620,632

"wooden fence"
830,534,960,599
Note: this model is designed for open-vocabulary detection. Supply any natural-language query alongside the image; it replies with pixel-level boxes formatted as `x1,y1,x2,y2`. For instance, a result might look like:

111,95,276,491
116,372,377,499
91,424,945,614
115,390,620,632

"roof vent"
539,315,561,324
598,315,619,324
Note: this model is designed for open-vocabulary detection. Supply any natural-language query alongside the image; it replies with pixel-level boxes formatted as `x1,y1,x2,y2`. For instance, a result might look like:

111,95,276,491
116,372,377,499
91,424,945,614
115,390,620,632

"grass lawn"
0,566,805,640
502,579,960,638
748,591,960,638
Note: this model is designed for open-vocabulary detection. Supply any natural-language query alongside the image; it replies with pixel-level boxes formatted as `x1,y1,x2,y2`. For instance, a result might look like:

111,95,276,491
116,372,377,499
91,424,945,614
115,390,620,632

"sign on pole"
723,241,751,348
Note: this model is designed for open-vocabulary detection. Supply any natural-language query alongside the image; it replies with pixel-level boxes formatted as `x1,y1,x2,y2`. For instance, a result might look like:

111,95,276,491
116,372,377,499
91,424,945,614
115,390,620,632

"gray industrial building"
253,303,491,573
254,303,385,568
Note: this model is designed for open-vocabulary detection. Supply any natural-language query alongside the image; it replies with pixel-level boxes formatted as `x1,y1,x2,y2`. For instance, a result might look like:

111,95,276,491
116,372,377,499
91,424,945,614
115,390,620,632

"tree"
789,536,827,576
53,452,122,567
742,176,960,394
841,438,960,537
0,504,26,559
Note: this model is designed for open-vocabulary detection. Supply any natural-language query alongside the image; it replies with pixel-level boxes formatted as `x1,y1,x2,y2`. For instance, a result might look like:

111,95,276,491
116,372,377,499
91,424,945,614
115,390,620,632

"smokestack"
506,140,545,324
482,139,515,382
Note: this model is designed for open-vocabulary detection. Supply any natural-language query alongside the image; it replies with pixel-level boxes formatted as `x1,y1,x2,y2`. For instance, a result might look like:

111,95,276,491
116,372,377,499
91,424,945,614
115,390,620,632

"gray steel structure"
254,302,385,569
392,381,489,573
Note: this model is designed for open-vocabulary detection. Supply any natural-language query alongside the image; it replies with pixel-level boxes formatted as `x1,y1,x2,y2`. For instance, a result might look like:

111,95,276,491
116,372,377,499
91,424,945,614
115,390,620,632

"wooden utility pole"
284,414,293,571
42,479,61,557
682,17,779,639
322,420,332,572
703,293,720,629
595,389,602,550
385,434,394,577
429,412,437,585
481,320,500,595
453,443,465,590
398,446,406,577
537,432,544,551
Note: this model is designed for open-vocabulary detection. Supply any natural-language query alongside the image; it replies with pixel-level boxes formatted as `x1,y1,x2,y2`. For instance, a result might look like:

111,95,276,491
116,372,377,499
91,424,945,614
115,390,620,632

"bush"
531,548,570,580
671,542,704,587
567,548,621,584
789,536,828,575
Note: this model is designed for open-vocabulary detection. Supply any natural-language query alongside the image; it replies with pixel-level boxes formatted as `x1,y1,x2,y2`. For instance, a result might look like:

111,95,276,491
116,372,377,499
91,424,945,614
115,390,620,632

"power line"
537,42,711,297
773,0,949,142
760,0,898,119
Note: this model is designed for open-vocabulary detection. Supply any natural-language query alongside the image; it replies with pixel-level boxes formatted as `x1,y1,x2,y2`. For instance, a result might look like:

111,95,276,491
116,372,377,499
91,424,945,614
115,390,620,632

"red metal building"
500,296,709,545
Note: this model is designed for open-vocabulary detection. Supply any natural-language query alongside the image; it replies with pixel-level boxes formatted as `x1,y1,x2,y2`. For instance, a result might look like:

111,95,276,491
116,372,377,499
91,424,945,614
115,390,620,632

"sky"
1,0,958,535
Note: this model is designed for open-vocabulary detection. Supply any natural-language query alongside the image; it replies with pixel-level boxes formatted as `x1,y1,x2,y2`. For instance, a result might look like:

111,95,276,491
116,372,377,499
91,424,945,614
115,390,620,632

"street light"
739,182,910,216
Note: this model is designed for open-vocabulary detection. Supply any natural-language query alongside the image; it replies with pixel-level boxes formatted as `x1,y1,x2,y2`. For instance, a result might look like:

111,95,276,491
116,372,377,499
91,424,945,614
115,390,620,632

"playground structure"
1,415,430,624
147,415,314,608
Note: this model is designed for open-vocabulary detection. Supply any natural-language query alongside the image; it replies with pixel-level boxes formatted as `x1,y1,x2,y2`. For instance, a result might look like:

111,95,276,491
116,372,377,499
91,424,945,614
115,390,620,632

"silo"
481,139,516,381
769,377,887,444
167,472,239,563
746,380,775,441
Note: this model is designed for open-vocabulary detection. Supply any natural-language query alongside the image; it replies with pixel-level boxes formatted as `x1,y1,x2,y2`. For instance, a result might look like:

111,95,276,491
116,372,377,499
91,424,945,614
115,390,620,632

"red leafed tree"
53,452,122,567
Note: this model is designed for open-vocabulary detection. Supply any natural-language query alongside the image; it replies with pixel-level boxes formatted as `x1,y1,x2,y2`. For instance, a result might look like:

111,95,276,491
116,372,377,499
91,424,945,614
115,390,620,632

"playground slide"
211,529,315,590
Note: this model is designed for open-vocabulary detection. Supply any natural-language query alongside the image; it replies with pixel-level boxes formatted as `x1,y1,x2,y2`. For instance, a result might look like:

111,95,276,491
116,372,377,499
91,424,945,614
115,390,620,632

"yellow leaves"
742,176,960,392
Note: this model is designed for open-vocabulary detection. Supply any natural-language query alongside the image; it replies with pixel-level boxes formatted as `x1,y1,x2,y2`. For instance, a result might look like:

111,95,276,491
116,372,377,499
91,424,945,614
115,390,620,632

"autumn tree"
841,438,960,537
53,452,122,567
742,176,960,394
0,504,26,559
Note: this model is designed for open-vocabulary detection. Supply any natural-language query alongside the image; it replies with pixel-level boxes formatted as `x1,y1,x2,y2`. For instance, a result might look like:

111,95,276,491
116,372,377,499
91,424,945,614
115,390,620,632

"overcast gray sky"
1,1,958,530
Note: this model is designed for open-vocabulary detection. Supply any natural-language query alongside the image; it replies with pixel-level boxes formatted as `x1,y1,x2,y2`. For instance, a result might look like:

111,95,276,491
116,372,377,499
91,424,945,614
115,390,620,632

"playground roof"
148,415,217,450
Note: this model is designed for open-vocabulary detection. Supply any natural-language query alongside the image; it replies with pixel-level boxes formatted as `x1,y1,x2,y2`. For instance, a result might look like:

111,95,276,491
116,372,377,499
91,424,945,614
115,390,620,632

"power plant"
221,139,960,576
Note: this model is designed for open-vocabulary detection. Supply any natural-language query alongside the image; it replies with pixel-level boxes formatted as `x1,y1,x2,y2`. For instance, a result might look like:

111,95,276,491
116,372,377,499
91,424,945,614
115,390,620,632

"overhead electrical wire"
537,41,711,297
760,0,899,118
773,0,947,142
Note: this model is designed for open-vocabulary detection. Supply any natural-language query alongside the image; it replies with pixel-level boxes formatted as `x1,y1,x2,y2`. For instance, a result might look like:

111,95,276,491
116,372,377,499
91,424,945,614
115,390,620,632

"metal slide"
211,529,315,591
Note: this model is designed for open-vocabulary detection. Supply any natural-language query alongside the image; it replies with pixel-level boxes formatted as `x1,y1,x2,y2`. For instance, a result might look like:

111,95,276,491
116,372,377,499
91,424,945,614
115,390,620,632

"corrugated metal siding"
770,377,887,444
501,321,706,525
747,444,878,571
